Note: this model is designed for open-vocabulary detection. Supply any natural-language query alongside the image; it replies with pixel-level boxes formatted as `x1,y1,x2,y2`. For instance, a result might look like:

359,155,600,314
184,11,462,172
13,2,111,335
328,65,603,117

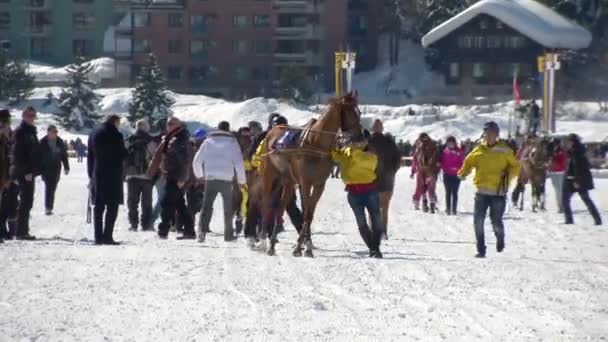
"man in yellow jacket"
458,121,520,258
332,132,384,258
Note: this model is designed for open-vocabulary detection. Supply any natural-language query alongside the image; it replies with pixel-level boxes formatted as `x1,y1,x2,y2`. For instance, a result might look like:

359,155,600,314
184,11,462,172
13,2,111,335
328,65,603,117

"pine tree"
128,54,175,125
277,65,314,103
0,51,34,103
57,57,101,131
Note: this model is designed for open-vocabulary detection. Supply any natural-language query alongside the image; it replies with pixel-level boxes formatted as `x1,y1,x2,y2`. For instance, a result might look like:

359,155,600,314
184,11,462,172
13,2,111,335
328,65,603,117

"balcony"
273,0,323,14
23,0,52,10
113,0,185,10
274,51,322,66
23,25,52,36
274,25,322,40
113,50,134,60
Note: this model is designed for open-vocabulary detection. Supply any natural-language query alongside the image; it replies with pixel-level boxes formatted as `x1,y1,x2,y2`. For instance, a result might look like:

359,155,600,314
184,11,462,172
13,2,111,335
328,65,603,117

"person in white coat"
192,121,246,242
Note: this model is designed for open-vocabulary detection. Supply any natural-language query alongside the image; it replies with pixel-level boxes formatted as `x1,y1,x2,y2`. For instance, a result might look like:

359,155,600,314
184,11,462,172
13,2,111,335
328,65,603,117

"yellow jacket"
331,147,377,185
251,136,268,170
458,141,520,195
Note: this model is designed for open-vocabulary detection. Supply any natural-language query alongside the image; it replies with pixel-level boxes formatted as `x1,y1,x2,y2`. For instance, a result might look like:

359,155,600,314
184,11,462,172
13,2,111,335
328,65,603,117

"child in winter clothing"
439,136,465,215
331,134,384,258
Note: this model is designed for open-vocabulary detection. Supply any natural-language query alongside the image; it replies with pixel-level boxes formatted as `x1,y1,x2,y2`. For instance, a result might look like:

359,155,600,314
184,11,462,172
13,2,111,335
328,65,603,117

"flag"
513,72,521,107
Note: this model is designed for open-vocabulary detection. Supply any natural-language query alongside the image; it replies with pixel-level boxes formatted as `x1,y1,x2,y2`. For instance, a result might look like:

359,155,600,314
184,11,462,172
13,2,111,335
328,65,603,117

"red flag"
513,72,521,106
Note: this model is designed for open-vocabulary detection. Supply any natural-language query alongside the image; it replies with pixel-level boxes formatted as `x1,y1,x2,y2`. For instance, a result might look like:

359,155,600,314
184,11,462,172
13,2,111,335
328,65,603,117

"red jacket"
550,150,568,172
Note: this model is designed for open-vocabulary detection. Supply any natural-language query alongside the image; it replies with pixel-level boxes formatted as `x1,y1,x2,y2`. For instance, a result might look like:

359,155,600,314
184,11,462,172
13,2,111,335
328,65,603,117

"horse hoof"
292,248,303,257
304,250,314,258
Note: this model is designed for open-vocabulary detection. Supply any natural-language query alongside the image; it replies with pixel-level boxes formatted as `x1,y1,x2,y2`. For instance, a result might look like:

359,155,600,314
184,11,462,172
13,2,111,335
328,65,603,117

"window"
133,13,150,28
73,39,93,56
504,36,526,49
348,15,367,34
190,15,205,33
253,15,270,28
480,19,487,29
168,13,183,28
30,38,50,57
253,40,271,55
486,36,502,49
232,40,247,55
190,39,214,56
168,66,182,80
449,63,459,78
252,67,270,81
168,39,182,54
133,39,150,53
73,12,95,30
472,63,486,78
0,12,9,30
235,66,247,80
190,66,209,84
473,36,484,49
74,0,94,3
496,20,504,29
232,15,247,28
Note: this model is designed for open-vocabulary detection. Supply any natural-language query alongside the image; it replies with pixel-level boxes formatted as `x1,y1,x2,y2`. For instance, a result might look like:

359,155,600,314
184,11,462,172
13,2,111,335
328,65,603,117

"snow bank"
28,58,116,84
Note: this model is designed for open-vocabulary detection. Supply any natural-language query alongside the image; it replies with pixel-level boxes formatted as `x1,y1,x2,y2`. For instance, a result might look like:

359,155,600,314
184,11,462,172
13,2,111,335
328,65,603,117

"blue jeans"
549,172,564,212
347,190,384,251
474,194,506,254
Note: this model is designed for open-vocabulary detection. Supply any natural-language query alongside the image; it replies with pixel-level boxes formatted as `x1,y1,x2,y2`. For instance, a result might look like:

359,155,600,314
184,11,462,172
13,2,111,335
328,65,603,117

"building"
0,0,113,65
109,0,376,99
347,0,382,72
421,0,592,99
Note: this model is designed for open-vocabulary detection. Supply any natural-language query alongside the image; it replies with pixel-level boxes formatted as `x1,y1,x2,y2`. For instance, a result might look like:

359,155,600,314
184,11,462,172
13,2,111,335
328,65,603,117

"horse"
512,138,551,211
412,135,440,213
257,93,363,257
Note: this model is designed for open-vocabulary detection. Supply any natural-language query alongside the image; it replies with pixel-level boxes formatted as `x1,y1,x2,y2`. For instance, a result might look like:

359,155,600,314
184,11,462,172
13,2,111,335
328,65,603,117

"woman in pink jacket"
439,136,465,215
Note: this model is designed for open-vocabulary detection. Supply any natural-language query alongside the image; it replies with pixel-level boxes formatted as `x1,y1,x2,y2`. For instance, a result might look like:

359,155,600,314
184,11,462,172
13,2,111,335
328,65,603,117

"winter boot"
129,226,138,232
430,203,437,214
413,200,420,211
235,217,243,235
6,220,16,240
422,199,430,213
45,209,53,216
497,236,505,253
197,232,206,243
177,233,196,240
246,236,256,249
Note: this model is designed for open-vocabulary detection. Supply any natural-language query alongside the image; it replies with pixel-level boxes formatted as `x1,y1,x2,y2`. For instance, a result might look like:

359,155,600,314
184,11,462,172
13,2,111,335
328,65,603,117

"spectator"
88,114,127,245
74,138,87,163
0,109,11,243
440,136,465,215
125,119,155,231
10,107,42,240
40,125,70,215
548,139,567,213
193,121,246,243
562,134,602,226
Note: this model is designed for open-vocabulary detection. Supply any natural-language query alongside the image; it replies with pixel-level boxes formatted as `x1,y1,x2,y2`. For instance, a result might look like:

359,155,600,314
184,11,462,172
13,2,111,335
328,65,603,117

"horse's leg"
302,182,326,258
268,183,294,256
531,182,538,212
258,166,278,252
293,182,311,257
519,184,525,211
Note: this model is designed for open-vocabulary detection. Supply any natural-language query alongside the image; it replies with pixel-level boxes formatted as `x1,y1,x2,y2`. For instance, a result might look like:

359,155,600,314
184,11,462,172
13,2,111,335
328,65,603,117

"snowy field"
0,161,606,341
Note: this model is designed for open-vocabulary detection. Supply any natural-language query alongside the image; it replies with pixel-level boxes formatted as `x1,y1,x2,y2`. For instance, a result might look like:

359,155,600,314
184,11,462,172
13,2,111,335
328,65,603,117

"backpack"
126,135,151,175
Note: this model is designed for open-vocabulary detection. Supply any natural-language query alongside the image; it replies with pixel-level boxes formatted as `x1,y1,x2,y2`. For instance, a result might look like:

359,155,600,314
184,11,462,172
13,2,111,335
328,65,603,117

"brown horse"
512,138,551,211
258,93,363,257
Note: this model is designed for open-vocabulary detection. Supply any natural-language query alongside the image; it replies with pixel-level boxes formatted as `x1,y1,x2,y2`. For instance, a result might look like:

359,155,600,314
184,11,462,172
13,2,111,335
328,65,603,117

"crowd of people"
0,106,603,259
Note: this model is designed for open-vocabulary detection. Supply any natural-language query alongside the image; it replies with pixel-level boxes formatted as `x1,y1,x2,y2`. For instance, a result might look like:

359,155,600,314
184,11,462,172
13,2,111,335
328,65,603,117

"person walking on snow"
0,109,12,243
40,125,70,216
332,130,385,258
439,136,465,215
562,134,602,226
369,119,400,239
151,117,194,240
88,114,128,245
125,119,156,231
411,133,439,212
193,121,246,243
458,122,520,258
11,107,43,240
548,139,567,213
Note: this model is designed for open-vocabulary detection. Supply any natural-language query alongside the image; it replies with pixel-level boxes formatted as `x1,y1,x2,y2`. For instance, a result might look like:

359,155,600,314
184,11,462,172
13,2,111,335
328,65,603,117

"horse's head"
335,92,363,143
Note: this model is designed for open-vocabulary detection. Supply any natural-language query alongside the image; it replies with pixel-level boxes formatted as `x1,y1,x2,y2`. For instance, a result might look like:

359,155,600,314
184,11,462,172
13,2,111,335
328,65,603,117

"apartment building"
111,0,364,98
0,0,113,65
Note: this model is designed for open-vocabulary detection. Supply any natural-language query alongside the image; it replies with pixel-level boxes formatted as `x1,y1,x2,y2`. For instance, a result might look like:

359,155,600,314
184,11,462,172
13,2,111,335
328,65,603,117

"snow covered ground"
0,161,606,341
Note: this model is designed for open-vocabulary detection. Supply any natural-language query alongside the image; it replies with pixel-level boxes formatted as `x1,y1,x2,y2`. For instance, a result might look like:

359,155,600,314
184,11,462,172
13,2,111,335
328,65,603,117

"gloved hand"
241,184,249,192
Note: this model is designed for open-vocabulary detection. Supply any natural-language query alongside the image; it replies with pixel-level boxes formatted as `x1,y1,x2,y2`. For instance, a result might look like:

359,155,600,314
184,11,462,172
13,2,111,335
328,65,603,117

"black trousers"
43,176,59,211
16,178,35,237
0,183,19,239
245,193,303,239
562,188,602,225
158,179,194,237
443,175,461,213
127,178,153,229
511,183,525,205
94,204,119,243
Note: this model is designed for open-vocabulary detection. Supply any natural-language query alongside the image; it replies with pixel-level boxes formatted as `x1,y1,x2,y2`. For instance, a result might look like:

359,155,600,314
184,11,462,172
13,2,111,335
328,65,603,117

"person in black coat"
40,125,70,215
88,115,127,245
562,134,602,226
10,107,42,240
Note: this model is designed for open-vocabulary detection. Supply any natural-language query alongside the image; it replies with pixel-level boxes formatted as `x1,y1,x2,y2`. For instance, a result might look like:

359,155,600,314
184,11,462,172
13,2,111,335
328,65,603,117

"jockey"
458,121,520,258
331,130,384,258
251,115,288,170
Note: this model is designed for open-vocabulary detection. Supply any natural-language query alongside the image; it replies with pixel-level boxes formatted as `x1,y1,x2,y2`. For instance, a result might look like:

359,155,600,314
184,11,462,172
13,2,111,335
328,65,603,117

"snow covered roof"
421,0,592,49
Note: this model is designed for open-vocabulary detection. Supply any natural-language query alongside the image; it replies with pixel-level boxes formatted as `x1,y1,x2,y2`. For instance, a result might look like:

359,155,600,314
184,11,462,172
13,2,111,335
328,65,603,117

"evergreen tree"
128,54,175,125
277,65,314,103
57,57,101,131
0,51,34,103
